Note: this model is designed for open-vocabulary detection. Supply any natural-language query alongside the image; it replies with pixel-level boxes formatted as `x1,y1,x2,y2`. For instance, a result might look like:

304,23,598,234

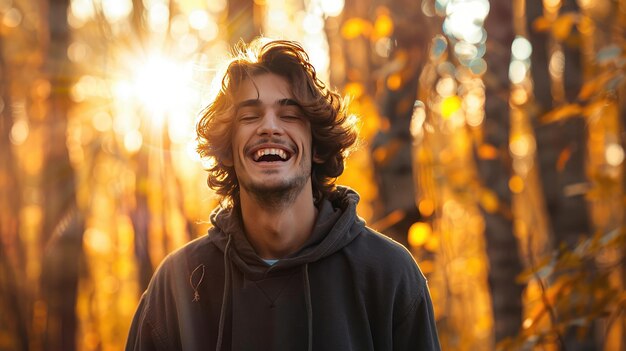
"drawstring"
190,264,205,302
302,263,313,351
216,235,233,351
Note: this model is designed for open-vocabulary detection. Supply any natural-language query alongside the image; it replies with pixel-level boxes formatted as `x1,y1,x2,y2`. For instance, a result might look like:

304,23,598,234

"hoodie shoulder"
344,226,427,285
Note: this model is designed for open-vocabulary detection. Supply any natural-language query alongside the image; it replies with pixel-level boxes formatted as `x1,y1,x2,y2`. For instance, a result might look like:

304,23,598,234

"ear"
222,151,234,167
312,150,324,164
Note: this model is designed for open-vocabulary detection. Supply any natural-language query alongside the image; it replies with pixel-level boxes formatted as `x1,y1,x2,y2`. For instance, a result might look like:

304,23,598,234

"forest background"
0,0,625,350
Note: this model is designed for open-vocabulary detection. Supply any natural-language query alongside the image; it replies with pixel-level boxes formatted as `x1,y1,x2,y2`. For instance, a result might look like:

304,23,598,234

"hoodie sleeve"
125,259,176,351
126,293,158,351
392,280,441,351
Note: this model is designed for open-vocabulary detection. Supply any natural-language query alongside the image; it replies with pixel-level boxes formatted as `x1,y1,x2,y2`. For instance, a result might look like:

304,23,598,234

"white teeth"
254,148,288,161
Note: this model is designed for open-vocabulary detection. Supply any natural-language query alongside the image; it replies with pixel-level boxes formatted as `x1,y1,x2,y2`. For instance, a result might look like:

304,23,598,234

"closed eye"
281,115,303,121
238,115,260,122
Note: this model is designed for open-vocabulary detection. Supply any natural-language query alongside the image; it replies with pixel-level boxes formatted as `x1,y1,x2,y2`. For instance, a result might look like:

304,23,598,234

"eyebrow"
236,98,301,109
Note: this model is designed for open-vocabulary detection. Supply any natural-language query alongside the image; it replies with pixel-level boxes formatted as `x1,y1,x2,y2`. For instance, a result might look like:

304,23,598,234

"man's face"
228,73,314,205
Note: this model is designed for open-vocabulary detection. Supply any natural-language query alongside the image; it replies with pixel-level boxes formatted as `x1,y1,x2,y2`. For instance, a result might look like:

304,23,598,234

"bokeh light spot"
509,175,525,193
408,222,432,247
511,36,532,61
441,96,462,118
605,143,624,166
419,198,435,217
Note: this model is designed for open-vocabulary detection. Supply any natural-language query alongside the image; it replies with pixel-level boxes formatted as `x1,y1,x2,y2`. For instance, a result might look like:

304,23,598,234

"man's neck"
239,183,318,259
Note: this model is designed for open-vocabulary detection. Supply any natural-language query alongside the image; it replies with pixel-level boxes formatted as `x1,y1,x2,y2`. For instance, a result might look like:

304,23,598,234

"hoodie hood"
207,186,364,279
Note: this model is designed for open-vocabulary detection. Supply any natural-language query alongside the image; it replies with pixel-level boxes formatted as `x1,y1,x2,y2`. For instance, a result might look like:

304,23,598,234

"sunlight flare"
129,54,195,127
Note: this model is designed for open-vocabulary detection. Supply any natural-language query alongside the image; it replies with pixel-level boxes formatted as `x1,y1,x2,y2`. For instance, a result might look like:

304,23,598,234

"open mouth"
252,148,293,162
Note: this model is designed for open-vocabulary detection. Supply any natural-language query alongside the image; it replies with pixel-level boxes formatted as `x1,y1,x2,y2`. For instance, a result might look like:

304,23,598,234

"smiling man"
126,39,440,351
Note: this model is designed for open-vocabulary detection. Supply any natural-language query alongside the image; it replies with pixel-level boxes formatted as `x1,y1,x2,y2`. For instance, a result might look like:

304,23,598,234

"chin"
242,175,310,207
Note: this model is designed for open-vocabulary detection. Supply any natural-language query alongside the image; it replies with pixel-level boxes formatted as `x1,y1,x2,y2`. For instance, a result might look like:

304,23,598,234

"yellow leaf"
341,18,372,40
541,103,582,124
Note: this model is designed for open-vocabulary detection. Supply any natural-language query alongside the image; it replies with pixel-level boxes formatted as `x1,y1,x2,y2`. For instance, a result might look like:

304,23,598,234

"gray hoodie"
126,186,440,351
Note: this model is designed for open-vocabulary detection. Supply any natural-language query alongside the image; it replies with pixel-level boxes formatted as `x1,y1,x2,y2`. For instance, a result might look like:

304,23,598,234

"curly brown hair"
196,38,358,205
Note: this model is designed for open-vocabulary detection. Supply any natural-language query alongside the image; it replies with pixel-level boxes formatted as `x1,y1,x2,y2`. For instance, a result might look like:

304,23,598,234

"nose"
256,110,283,136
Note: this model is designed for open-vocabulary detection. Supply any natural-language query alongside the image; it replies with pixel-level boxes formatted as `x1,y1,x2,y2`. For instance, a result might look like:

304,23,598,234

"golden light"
511,88,528,105
418,198,435,217
92,112,113,132
188,10,209,30
441,96,462,118
124,130,143,153
374,13,394,38
436,76,457,97
3,7,22,27
147,3,169,32
410,101,426,140
509,134,535,158
320,0,345,17
605,143,624,166
387,74,402,90
130,54,196,127
509,175,525,193
479,190,499,213
70,0,95,22
408,222,432,247
101,0,132,22
10,119,29,145
548,51,565,79
444,0,489,43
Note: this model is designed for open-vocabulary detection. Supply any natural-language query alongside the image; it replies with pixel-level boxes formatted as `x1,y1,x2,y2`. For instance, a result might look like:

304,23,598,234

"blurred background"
1,0,625,350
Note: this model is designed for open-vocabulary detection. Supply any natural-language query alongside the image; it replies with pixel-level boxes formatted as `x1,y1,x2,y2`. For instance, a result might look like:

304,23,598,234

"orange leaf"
578,72,614,101
556,146,572,172
477,144,499,160
541,103,582,124
551,14,577,41
532,16,551,32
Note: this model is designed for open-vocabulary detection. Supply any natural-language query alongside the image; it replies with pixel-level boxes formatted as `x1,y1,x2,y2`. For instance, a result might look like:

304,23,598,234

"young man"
126,38,440,351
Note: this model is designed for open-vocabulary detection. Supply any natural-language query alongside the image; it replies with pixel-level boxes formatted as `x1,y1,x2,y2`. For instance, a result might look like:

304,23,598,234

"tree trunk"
39,0,84,350
0,34,29,351
527,0,596,349
370,0,430,246
479,0,524,342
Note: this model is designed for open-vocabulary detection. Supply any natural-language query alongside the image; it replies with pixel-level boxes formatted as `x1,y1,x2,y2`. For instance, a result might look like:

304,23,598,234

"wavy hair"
196,38,358,205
